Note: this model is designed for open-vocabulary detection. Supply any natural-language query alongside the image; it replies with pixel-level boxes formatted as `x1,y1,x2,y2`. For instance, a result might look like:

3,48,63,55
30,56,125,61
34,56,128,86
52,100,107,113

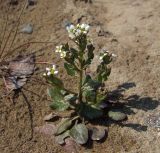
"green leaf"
55,130,70,145
82,86,96,103
64,63,76,76
55,118,72,135
64,94,78,108
83,75,101,90
70,123,88,145
48,76,64,88
96,92,107,104
85,44,95,66
70,48,78,59
82,75,91,86
50,102,69,111
96,64,111,82
64,94,77,103
79,103,103,120
63,43,69,51
48,88,70,111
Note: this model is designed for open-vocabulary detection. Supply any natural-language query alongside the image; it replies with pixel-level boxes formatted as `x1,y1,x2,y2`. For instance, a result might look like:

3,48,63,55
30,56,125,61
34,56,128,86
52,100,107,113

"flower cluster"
55,45,66,58
43,65,58,76
66,23,90,39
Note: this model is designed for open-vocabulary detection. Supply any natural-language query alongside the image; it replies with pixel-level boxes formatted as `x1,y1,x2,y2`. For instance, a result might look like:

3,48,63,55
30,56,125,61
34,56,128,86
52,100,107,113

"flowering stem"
78,46,84,103
79,63,83,102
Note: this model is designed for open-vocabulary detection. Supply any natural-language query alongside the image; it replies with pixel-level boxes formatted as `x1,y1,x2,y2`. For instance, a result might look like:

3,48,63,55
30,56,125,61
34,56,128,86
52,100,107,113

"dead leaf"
5,76,27,90
34,123,57,136
5,54,35,90
8,54,35,77
44,112,60,122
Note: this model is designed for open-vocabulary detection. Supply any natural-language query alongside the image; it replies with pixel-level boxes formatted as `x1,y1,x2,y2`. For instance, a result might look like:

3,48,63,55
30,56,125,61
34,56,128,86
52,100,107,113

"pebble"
20,24,33,34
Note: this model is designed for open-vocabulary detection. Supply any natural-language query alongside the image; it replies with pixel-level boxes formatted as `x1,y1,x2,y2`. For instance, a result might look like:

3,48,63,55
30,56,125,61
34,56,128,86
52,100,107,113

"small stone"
108,109,127,121
90,126,106,141
21,24,33,34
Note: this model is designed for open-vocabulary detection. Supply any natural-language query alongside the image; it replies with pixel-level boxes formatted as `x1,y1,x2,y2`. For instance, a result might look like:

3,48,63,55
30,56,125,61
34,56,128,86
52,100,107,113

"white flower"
54,70,58,74
80,24,90,31
55,45,63,53
47,71,51,76
81,23,86,29
43,64,58,76
66,23,90,39
46,67,50,71
111,53,117,57
55,45,67,58
60,51,66,58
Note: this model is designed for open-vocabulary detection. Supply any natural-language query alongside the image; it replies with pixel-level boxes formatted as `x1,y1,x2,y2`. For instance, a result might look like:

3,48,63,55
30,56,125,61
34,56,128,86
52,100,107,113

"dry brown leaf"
5,54,35,90
34,123,57,136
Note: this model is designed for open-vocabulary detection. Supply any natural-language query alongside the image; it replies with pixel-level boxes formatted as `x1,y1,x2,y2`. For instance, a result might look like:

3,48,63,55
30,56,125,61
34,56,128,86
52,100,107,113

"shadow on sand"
85,82,159,148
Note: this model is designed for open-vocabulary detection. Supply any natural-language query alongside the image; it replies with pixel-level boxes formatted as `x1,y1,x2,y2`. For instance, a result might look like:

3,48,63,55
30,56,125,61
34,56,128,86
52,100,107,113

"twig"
0,0,27,59
0,3,10,53
8,0,28,54
2,41,55,60
21,89,33,140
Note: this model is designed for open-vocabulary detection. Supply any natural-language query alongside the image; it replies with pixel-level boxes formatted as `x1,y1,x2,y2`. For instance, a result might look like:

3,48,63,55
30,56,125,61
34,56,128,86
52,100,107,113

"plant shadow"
85,82,159,149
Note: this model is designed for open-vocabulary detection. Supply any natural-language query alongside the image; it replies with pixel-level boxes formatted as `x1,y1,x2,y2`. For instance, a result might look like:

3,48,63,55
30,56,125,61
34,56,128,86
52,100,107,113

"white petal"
46,67,50,71
85,25,90,31
43,73,46,76
112,53,117,57
52,65,56,70
99,56,103,60
70,25,75,30
54,70,58,75
47,72,51,76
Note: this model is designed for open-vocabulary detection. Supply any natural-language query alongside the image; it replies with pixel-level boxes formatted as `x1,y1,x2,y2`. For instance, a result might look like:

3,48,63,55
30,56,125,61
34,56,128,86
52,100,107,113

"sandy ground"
0,0,160,153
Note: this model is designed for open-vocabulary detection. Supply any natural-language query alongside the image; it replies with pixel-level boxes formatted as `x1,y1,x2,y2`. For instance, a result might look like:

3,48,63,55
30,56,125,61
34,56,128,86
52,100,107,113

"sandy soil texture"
0,0,160,153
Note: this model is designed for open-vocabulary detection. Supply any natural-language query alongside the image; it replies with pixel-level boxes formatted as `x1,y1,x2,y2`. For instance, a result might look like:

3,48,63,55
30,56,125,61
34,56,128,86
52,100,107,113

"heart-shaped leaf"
55,118,72,135
48,88,70,111
55,130,70,145
90,126,106,141
69,123,88,145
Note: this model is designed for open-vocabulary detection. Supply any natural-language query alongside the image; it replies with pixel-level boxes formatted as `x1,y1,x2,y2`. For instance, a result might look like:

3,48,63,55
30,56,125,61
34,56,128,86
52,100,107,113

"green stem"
78,47,84,103
79,64,83,102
